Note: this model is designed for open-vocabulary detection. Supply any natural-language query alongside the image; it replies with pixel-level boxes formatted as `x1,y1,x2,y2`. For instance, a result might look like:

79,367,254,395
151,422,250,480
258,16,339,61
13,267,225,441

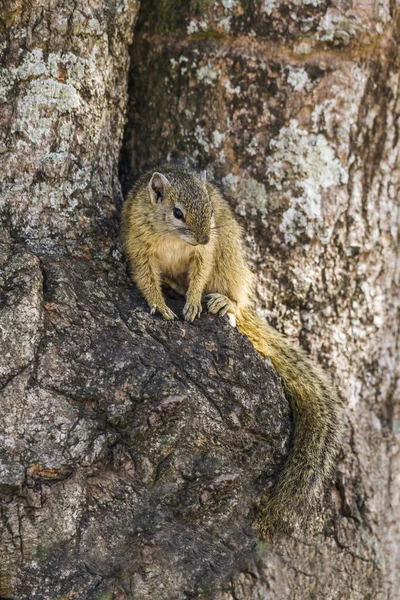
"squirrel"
121,164,343,536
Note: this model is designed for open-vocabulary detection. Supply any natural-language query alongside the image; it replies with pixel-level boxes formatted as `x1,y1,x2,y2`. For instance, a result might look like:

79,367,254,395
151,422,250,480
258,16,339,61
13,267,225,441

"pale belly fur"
154,236,193,291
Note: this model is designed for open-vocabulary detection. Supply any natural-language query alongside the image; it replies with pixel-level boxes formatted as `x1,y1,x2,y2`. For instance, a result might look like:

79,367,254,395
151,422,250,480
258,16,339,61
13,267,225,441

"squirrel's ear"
199,170,207,184
148,172,170,204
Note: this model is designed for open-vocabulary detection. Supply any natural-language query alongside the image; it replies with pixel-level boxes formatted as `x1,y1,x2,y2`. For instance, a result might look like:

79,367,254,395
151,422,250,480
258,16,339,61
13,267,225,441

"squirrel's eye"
173,207,184,220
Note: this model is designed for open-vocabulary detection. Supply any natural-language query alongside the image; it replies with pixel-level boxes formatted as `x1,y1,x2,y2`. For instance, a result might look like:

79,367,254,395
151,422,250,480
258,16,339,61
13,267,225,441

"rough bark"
0,1,290,598
0,0,399,599
122,1,400,598
0,234,290,598
0,0,138,257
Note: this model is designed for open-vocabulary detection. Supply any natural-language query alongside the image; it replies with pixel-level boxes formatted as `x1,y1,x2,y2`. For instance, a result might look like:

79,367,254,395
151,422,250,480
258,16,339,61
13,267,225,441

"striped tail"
236,307,343,535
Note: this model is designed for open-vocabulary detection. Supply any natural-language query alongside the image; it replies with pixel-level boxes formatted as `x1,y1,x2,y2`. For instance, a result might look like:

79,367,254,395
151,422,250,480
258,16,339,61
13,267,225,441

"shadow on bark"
0,231,291,598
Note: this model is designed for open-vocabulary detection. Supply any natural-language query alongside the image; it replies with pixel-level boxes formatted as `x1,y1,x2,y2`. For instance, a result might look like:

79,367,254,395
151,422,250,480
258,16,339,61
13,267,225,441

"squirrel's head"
148,170,213,246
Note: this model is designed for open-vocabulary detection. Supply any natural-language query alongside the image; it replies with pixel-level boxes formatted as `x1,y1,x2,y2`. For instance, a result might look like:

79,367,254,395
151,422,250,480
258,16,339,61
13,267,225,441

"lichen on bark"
1,0,399,598
123,1,400,598
0,0,139,256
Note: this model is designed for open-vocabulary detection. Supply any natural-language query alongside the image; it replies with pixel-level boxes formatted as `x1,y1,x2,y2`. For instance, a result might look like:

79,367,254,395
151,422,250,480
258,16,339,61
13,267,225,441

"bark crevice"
1,0,399,598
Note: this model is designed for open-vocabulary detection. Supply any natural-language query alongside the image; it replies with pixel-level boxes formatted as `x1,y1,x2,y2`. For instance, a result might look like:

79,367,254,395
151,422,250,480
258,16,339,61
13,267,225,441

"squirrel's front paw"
150,305,177,320
183,301,202,322
205,293,231,316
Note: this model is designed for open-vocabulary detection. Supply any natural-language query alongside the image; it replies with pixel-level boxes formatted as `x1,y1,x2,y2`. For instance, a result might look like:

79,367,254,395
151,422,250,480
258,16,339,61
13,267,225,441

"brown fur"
121,165,343,535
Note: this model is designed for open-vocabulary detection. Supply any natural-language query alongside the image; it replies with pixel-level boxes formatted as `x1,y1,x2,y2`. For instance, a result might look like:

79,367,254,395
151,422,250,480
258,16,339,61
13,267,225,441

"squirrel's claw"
150,305,177,320
183,301,202,322
205,293,231,316
205,294,237,327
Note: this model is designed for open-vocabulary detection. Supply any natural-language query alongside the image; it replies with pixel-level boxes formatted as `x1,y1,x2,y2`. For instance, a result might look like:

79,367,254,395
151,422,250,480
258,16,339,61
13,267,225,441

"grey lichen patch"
284,66,313,92
261,0,324,16
222,175,269,223
2,47,107,146
187,18,210,34
0,47,105,104
1,0,138,256
266,119,348,244
316,9,362,45
0,48,45,102
191,124,211,159
12,79,81,145
195,59,222,84
260,0,280,15
212,130,226,148
214,0,241,33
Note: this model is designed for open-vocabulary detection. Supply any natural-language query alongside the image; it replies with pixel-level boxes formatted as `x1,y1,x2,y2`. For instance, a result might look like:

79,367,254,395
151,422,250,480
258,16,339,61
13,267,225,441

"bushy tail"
236,307,343,536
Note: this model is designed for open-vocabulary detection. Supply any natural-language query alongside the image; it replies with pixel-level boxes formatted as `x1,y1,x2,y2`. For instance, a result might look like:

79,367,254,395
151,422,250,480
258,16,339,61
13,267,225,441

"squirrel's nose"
197,234,210,245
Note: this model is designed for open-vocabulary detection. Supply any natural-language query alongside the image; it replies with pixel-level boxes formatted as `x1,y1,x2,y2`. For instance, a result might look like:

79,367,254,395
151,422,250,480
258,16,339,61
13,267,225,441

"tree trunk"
0,0,139,257
1,0,399,599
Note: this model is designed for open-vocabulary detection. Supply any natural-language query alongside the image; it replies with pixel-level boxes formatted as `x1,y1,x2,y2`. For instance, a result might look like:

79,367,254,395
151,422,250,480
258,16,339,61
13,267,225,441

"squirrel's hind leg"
204,293,237,327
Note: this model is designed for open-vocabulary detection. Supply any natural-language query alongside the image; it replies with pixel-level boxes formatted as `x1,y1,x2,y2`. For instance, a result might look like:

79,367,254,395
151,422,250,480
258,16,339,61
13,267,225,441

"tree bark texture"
0,0,139,257
1,0,399,599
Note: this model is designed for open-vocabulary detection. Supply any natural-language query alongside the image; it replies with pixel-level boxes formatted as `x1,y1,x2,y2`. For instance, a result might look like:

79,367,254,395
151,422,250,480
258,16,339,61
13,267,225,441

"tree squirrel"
121,165,343,535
